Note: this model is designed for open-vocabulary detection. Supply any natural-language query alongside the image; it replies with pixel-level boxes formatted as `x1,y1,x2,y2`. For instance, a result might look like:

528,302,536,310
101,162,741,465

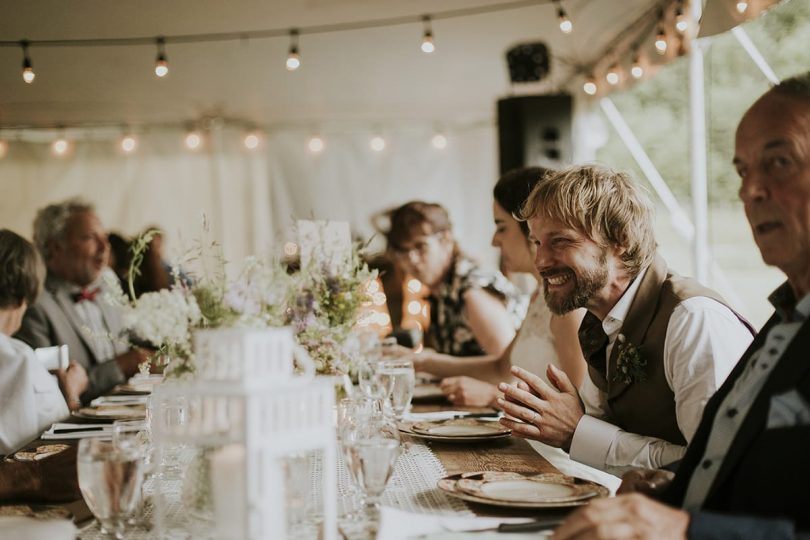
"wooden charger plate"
399,419,511,443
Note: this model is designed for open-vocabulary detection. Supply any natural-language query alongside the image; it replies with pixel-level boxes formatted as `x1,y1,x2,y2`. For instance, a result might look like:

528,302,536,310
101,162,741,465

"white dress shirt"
569,268,754,475
0,334,69,455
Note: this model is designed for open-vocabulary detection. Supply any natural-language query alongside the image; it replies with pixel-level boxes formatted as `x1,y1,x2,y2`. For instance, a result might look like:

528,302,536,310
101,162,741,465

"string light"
554,0,573,34
120,134,137,153
20,41,35,84
154,38,168,77
307,135,324,154
243,131,261,150
631,53,644,79
605,63,620,85
431,132,447,150
655,24,668,55
736,1,749,13
675,3,688,33
184,130,202,150
286,30,300,71
370,135,386,152
421,16,435,53
583,75,597,96
51,137,70,157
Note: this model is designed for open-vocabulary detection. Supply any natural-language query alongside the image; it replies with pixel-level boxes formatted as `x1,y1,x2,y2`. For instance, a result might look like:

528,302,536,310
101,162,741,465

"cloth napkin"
376,506,549,539
91,395,149,407
403,411,474,422
41,423,113,440
0,517,76,540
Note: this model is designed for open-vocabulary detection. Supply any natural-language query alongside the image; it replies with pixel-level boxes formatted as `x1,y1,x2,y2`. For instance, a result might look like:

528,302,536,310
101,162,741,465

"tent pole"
689,0,709,284
731,27,780,85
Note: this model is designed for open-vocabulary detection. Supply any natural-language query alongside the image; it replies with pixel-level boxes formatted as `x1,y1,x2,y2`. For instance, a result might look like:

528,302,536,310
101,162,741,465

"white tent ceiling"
1,0,678,130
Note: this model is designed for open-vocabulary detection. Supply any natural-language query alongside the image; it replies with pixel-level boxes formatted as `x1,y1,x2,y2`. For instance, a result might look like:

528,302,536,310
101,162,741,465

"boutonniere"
613,334,647,385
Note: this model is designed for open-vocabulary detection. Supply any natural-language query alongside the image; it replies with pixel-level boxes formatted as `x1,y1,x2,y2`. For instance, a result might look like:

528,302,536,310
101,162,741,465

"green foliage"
597,0,810,203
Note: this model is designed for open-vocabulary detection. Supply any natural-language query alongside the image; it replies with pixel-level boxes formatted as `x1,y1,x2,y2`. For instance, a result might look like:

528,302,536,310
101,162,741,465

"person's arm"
664,298,754,442
549,308,587,388
463,288,517,357
687,510,798,540
413,340,514,382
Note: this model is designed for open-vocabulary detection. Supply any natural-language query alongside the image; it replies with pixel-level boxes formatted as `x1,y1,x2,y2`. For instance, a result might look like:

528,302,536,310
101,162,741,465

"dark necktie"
72,287,100,303
578,311,608,380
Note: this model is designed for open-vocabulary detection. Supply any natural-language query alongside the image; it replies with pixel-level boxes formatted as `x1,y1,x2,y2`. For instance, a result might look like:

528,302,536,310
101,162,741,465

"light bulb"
120,135,137,153
286,50,300,71
583,77,597,96
407,278,422,293
606,66,620,85
155,57,169,77
370,136,386,152
21,42,35,84
736,1,748,13
22,65,35,83
421,34,435,53
631,58,644,79
431,133,447,149
52,138,69,156
675,12,689,33
243,133,260,150
185,132,202,150
308,136,324,154
655,30,668,55
558,10,573,34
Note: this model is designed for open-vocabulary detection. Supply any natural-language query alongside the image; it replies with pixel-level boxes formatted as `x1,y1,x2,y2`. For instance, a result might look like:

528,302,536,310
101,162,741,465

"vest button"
727,408,738,418
702,459,712,469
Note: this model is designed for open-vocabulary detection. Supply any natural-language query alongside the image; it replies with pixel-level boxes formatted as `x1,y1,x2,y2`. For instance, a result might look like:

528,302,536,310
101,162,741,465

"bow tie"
72,287,100,303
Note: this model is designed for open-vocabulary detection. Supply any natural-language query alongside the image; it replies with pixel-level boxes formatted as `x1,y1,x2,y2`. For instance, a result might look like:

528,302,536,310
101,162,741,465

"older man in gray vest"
15,199,149,403
497,164,754,475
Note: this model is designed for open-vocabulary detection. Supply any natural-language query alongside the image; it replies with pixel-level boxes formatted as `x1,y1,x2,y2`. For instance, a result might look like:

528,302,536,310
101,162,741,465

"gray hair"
33,198,96,261
772,72,810,99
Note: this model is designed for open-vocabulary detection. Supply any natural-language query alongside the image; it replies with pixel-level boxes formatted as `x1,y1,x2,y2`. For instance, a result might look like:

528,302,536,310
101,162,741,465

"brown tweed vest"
584,255,754,445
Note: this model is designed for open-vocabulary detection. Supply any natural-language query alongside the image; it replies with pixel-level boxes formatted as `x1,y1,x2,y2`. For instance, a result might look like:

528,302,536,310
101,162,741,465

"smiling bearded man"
496,164,755,475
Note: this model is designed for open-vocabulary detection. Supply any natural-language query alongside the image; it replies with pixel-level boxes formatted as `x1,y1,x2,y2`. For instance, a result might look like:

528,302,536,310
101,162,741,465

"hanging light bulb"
605,64,620,85
307,135,325,154
120,134,137,154
583,75,597,96
370,135,386,152
184,131,202,150
154,38,169,77
52,138,70,157
631,53,644,79
555,1,573,34
286,30,300,70
431,132,447,150
421,16,435,53
736,1,749,13
675,4,689,33
20,41,35,84
655,25,668,55
243,132,261,150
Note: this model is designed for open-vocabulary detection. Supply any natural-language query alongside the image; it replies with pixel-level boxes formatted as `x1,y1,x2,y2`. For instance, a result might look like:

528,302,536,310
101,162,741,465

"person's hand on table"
497,364,583,451
53,362,88,411
618,468,675,496
439,376,498,406
550,493,689,540
115,347,157,377
411,347,442,373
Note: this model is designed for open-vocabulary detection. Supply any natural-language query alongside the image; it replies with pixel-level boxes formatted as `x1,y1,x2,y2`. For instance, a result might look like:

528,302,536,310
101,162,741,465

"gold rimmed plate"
73,405,146,421
399,420,511,443
411,418,511,437
438,471,609,509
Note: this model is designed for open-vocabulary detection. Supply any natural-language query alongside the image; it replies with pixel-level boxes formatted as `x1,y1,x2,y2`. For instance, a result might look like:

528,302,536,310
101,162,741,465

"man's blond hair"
519,164,656,277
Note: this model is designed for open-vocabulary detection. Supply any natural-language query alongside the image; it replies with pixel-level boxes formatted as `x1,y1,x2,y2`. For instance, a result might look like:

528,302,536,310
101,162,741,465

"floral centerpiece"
107,222,377,379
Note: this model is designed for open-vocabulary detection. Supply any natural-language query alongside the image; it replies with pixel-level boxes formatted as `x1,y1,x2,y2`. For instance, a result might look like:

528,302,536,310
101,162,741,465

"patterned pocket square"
766,389,810,430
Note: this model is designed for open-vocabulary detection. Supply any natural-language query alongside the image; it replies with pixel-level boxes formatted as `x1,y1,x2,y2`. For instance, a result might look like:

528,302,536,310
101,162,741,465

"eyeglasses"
391,234,442,260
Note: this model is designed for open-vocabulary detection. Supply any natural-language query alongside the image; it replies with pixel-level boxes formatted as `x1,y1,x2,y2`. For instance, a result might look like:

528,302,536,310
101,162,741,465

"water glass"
344,431,401,524
112,420,153,529
77,438,146,539
377,358,415,420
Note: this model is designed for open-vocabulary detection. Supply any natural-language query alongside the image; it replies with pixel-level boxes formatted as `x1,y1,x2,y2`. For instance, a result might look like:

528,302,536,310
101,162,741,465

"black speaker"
505,42,550,83
497,94,573,175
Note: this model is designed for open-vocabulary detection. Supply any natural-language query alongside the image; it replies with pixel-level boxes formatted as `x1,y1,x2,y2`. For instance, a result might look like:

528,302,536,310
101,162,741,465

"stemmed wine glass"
77,438,146,539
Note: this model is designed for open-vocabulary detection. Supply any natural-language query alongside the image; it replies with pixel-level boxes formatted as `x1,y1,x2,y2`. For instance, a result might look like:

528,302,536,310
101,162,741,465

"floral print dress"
425,256,527,356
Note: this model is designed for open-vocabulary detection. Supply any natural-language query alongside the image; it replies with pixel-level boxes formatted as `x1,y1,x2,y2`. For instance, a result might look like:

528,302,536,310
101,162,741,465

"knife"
452,412,502,419
454,517,565,534
53,427,107,434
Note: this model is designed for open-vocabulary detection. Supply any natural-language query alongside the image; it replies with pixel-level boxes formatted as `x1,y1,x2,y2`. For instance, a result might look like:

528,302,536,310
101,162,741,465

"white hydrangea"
123,288,202,355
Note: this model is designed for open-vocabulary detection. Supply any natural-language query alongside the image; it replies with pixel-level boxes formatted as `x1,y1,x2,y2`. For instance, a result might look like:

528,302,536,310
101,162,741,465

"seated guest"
0,229,86,455
550,72,810,540
414,168,587,406
498,164,754,474
107,231,132,294
381,200,527,361
15,199,150,402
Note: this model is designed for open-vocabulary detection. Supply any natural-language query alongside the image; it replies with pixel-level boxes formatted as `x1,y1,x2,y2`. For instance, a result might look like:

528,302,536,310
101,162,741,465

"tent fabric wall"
0,123,502,271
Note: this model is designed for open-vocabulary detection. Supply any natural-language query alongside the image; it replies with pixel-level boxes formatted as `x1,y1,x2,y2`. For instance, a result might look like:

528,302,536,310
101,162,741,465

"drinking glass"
112,420,153,530
77,438,146,539
344,422,401,524
377,358,415,420
151,395,187,478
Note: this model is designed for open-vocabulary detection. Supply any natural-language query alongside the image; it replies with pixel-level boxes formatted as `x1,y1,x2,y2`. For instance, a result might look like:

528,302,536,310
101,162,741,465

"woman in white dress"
413,167,586,406
0,229,86,455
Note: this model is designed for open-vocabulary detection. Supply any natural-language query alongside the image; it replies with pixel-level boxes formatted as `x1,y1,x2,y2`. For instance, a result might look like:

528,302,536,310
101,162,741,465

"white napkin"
376,506,547,539
403,411,471,422
91,395,149,407
0,517,76,540
41,422,113,440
